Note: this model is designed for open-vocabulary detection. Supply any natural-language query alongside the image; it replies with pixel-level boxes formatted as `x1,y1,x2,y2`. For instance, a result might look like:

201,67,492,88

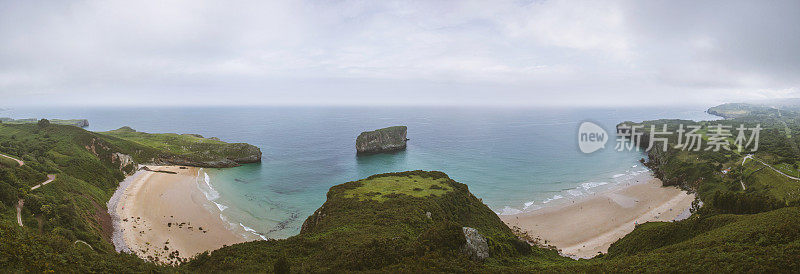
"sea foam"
200,170,269,241
240,223,269,240
581,181,608,190
542,195,564,204
498,206,523,215
200,170,221,200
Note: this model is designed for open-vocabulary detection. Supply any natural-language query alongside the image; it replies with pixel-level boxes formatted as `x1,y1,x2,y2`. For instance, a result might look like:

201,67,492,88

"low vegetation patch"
341,174,452,201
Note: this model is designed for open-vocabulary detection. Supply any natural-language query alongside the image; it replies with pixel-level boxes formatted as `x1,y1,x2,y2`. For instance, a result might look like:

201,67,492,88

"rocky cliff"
149,143,261,168
355,126,408,154
99,127,262,168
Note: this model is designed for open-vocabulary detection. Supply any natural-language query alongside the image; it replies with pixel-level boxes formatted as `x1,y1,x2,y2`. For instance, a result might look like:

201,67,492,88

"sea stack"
356,126,408,155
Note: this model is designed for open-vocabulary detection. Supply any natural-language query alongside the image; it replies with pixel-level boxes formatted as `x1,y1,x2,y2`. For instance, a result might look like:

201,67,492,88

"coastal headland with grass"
1,104,799,272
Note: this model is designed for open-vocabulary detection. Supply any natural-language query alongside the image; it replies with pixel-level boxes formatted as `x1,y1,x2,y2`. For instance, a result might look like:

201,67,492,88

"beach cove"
501,171,695,258
108,165,261,264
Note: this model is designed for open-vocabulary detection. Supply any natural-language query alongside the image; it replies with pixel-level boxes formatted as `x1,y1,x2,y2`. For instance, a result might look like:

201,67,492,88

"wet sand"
500,177,695,259
115,165,255,264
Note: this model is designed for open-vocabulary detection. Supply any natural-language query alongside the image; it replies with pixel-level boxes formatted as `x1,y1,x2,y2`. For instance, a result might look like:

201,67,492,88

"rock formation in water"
355,126,408,154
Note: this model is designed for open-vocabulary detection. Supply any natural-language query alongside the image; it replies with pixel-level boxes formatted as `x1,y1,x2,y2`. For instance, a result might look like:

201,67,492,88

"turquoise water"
3,106,718,239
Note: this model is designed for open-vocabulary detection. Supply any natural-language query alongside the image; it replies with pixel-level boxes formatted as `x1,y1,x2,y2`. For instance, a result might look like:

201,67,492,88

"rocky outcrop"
355,126,408,154
462,227,489,261
112,153,137,175
74,119,90,128
103,126,262,168
228,144,263,164
149,144,261,168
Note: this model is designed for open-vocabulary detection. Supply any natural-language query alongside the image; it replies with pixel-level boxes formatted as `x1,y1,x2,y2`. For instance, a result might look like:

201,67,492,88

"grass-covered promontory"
184,171,565,272
101,126,261,167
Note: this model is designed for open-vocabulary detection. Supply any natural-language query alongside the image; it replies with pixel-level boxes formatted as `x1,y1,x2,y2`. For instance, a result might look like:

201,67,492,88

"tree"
274,257,290,274
37,119,50,127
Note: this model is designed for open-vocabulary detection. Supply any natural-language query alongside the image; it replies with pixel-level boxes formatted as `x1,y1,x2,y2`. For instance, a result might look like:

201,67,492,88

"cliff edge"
100,126,261,168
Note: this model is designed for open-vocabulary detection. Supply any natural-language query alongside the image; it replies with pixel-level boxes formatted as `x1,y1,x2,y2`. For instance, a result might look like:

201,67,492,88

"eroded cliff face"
101,126,263,168
112,152,137,175
146,143,262,168
355,126,408,154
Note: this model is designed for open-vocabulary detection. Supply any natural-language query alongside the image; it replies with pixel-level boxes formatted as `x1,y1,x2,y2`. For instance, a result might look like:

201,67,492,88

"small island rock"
355,126,408,154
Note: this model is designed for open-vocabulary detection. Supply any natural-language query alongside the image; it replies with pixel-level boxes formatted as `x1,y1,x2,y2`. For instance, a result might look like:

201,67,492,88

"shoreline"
500,172,695,259
109,165,260,264
107,164,695,261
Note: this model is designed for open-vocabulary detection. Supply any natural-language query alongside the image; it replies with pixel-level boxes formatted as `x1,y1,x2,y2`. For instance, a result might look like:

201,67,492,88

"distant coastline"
0,117,89,127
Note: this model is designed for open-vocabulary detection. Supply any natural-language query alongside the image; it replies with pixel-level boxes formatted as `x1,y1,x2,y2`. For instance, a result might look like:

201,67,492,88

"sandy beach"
501,176,695,259
113,165,256,264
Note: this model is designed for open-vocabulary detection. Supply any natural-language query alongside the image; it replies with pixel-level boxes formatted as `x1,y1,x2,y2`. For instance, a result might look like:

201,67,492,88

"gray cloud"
1,0,798,106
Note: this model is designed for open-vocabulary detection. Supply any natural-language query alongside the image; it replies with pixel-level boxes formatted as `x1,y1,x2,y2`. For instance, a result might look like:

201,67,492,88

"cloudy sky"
1,0,799,107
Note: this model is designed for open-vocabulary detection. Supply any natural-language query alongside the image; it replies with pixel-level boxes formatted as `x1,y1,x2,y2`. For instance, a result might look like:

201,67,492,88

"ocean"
2,106,718,239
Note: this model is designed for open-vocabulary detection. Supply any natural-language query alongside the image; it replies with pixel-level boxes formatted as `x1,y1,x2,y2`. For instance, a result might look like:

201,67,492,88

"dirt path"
742,154,800,181
4,153,57,227
30,174,56,190
16,200,24,226
75,240,94,250
16,174,57,227
0,153,24,166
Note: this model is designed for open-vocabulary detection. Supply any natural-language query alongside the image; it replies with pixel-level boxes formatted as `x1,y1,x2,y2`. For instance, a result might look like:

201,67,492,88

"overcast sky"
1,0,799,107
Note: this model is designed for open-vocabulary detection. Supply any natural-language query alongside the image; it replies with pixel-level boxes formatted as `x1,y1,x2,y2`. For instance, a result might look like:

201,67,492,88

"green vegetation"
342,174,452,201
0,122,160,270
0,122,259,271
184,170,800,272
184,171,559,272
2,107,800,272
0,155,20,168
706,103,792,119
101,126,261,167
619,115,800,214
597,207,800,272
0,219,162,272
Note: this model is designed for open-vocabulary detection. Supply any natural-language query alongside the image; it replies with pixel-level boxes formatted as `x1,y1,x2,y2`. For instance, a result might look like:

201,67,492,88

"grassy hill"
0,122,259,271
183,171,566,272
101,126,261,167
617,116,800,214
